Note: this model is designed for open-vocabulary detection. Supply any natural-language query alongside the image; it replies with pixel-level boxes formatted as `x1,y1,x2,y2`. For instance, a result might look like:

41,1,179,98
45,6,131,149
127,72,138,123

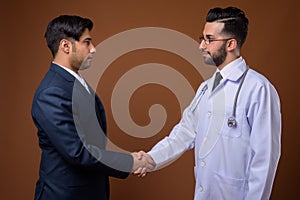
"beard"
70,52,94,71
79,53,94,70
204,42,227,67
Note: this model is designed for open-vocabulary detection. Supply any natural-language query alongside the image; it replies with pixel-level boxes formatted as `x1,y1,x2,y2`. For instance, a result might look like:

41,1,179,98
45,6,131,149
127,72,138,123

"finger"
137,151,145,160
139,168,148,178
133,167,143,174
138,173,147,178
141,167,147,174
138,171,147,178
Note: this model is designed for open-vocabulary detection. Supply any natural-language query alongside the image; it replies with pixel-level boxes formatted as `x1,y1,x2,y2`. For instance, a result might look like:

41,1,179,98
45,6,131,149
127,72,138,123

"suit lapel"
50,62,107,134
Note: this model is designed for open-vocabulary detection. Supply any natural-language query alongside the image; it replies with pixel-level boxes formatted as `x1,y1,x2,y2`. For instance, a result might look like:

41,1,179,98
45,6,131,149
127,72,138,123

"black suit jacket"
31,63,133,200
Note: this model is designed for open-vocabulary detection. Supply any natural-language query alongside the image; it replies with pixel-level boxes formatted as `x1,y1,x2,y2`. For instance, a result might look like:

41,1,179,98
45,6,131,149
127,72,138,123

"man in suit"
31,15,155,200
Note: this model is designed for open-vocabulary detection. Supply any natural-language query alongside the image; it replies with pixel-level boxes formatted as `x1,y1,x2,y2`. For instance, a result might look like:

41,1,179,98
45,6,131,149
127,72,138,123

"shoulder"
246,68,280,100
33,69,74,102
247,69,277,88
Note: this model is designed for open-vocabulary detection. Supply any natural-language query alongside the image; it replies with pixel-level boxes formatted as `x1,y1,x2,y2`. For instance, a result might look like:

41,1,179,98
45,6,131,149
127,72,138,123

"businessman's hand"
131,151,156,177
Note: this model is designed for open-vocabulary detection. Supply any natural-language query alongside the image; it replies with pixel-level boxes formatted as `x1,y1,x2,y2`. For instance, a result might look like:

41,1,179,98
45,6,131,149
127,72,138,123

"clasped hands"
131,151,156,177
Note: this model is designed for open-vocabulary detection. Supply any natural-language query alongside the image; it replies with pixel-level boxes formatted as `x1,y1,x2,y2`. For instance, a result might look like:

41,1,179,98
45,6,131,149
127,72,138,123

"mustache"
200,49,211,55
85,52,95,60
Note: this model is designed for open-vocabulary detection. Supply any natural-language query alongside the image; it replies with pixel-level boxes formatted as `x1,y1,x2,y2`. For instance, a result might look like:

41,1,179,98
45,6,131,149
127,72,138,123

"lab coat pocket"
222,106,244,138
213,172,246,200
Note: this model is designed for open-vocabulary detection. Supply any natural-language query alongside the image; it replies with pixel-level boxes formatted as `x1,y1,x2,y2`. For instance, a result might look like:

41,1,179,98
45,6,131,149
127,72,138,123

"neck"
53,57,78,73
217,54,240,70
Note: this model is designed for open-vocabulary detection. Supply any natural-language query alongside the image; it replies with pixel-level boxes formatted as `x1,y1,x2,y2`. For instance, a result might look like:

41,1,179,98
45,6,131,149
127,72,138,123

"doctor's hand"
131,151,156,177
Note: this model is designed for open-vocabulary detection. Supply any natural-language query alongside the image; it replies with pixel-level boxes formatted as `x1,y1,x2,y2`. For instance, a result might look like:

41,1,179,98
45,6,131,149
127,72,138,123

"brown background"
1,0,299,199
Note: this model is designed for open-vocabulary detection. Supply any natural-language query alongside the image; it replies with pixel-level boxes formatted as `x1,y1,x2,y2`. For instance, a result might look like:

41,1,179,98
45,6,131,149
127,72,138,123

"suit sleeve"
32,86,133,178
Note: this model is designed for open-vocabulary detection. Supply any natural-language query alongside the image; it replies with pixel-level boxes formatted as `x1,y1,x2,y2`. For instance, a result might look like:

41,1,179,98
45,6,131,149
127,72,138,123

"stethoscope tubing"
191,67,249,128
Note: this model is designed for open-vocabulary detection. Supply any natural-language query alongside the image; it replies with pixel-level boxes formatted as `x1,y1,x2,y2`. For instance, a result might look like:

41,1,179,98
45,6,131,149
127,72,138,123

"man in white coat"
135,6,281,200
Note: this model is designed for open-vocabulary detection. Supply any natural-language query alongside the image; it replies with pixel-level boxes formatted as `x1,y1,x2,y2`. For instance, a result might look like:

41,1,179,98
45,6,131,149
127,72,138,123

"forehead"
202,22,224,37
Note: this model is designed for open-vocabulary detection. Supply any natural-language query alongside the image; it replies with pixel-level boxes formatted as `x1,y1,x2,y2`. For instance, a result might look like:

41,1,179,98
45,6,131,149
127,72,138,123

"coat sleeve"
32,86,133,178
148,84,206,169
245,83,281,200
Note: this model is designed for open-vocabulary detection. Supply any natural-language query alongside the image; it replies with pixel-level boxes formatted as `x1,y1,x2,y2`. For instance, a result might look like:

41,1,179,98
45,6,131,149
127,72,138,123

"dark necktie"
212,72,223,91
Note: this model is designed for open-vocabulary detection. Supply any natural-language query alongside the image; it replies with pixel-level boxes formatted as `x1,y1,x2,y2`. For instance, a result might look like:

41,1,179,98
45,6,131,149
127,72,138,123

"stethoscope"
191,67,249,128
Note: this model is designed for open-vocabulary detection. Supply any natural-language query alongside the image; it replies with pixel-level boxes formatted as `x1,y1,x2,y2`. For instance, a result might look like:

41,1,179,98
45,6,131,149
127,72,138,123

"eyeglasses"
199,36,233,45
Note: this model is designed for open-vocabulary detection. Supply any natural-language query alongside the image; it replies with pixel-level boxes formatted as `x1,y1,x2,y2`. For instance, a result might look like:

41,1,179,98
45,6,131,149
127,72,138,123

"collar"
52,62,84,81
50,62,75,82
219,57,248,82
206,57,248,92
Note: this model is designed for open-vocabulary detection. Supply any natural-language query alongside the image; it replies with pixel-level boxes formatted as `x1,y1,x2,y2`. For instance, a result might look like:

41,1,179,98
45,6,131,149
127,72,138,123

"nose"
90,43,96,53
199,40,206,50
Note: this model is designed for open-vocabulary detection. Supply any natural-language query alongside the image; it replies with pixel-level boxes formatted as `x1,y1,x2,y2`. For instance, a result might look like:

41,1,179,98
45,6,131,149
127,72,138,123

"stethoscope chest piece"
227,116,237,127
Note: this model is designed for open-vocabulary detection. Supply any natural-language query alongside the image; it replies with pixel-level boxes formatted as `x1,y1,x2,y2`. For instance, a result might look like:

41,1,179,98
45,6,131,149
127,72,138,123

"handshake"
131,151,156,177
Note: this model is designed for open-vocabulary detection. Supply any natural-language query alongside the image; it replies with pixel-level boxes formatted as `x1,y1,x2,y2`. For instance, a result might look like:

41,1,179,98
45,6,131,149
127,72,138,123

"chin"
80,65,91,70
204,59,216,66
80,60,92,70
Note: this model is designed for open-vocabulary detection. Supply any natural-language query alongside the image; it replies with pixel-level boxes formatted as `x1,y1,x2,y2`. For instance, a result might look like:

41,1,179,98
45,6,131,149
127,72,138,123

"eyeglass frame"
199,36,234,45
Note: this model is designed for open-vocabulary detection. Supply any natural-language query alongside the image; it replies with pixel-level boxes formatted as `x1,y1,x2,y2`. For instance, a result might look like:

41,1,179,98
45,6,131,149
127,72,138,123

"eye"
206,36,213,41
83,39,92,46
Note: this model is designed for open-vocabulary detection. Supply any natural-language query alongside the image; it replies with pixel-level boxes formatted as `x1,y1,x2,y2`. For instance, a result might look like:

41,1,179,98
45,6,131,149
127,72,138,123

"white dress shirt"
148,57,281,200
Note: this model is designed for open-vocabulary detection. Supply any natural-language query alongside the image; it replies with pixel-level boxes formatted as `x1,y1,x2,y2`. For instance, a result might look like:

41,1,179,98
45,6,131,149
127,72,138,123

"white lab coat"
148,57,281,200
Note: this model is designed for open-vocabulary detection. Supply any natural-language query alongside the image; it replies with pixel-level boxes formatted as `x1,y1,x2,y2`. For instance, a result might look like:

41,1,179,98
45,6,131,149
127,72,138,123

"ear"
60,39,71,54
227,39,237,52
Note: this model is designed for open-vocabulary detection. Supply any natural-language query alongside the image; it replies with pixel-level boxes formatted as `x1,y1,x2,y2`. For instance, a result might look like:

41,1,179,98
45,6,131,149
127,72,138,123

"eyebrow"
204,34,214,39
83,37,92,42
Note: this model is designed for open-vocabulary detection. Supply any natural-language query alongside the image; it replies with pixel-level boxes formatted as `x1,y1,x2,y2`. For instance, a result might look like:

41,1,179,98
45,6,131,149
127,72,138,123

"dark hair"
206,7,249,49
44,15,93,57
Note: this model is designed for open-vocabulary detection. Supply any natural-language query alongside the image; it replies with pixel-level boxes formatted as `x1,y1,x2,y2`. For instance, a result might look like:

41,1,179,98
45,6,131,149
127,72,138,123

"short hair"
206,7,249,49
44,15,93,57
